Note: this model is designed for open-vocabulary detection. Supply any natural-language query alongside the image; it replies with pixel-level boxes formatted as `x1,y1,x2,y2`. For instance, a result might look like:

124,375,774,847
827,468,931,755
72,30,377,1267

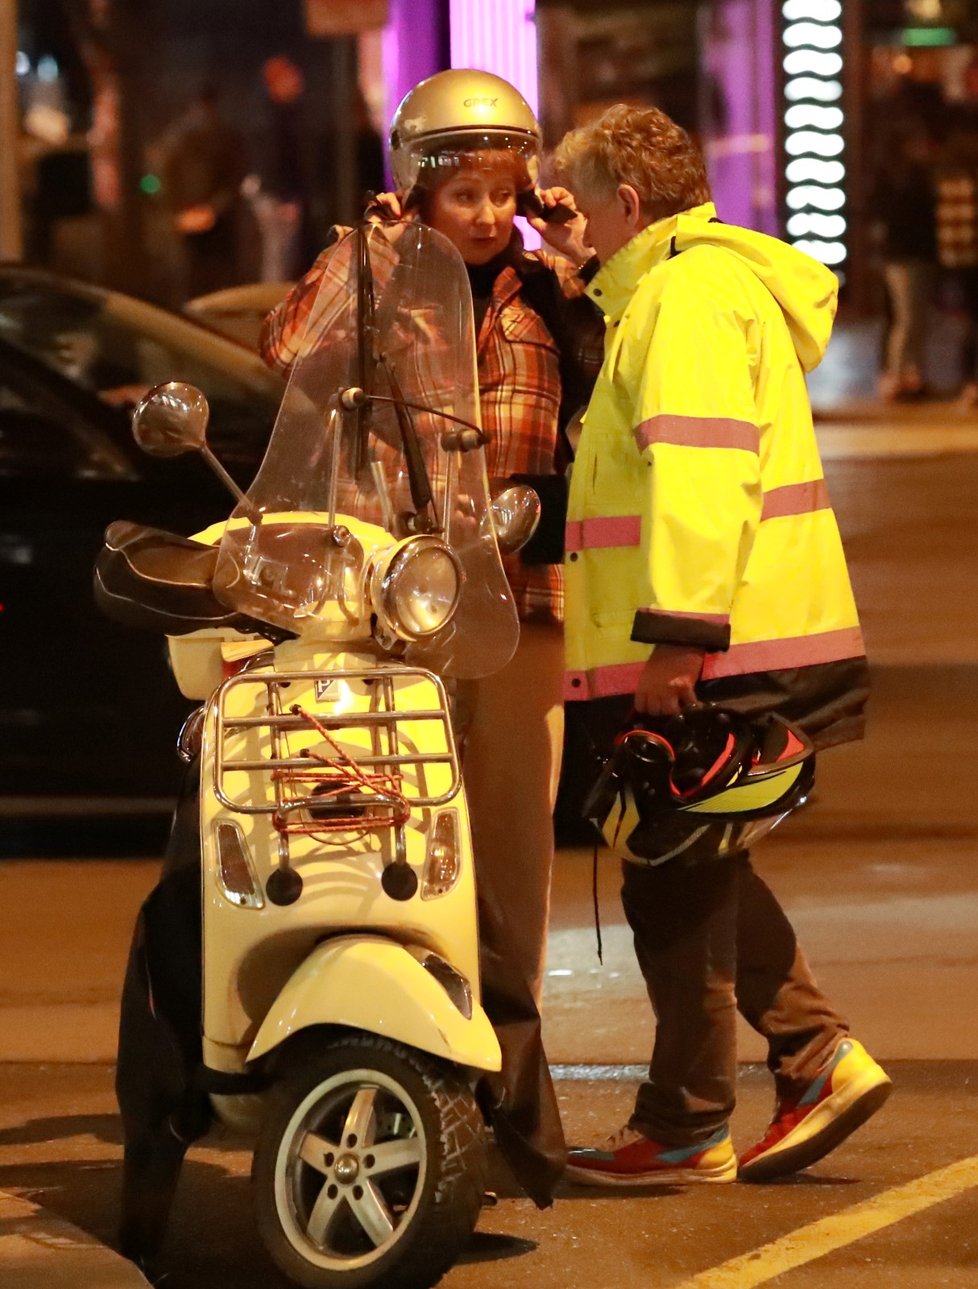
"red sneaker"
739,1038,892,1182
564,1125,736,1187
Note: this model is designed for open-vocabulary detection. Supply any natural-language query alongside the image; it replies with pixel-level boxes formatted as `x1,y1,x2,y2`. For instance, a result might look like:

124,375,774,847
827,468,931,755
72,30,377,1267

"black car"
0,266,285,817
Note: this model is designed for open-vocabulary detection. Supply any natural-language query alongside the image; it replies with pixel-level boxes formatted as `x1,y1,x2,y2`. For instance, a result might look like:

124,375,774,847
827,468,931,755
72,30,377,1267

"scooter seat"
94,521,283,639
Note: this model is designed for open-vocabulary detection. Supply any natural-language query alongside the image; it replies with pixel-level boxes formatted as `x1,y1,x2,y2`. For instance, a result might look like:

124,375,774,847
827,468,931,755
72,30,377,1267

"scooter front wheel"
253,1034,487,1289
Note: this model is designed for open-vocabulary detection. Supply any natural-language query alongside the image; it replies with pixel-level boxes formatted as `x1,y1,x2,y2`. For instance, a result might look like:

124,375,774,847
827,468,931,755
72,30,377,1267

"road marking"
671,1153,978,1289
816,424,978,460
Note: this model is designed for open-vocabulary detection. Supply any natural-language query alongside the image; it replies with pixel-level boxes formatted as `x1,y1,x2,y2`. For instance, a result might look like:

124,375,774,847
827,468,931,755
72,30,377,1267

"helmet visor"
395,132,540,194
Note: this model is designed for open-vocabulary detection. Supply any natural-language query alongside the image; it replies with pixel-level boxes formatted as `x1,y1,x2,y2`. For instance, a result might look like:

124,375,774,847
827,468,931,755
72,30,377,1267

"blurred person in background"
936,55,978,410
870,127,938,401
160,86,249,299
262,68,605,1206
317,85,385,226
248,55,315,282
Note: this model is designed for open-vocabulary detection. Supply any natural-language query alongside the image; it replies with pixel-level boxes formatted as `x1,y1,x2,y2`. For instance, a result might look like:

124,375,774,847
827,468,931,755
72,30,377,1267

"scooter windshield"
211,222,519,679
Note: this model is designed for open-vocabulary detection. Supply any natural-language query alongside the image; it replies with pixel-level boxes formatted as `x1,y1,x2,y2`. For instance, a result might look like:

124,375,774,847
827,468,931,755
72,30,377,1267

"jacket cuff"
577,254,601,284
631,609,731,652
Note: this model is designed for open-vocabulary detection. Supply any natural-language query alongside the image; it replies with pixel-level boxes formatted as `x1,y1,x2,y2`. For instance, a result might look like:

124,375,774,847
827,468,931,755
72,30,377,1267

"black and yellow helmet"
584,706,815,865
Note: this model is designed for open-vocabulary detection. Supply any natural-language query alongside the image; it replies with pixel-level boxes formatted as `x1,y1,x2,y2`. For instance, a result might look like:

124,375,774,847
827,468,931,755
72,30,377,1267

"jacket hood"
590,203,839,373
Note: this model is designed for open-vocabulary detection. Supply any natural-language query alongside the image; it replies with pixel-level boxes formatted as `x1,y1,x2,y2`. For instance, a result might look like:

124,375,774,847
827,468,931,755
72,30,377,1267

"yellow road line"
672,1154,978,1289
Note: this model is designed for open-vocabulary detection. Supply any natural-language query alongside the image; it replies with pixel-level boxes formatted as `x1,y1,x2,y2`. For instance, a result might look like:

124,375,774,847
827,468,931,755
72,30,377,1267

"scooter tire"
252,1032,487,1289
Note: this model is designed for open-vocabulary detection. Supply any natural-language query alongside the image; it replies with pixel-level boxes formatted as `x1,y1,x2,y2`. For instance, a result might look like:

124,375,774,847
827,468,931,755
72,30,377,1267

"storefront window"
536,1,779,235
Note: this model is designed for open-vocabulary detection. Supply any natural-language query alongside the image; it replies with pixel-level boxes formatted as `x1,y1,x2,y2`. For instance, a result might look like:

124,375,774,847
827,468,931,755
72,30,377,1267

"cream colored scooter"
97,222,539,1289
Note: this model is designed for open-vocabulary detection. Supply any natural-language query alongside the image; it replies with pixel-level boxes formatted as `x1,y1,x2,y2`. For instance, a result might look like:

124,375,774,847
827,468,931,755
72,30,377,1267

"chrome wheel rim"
274,1066,428,1272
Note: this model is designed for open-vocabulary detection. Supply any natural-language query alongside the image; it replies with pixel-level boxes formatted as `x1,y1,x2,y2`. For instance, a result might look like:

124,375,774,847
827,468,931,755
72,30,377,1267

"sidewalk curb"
813,398,974,423
0,1188,150,1288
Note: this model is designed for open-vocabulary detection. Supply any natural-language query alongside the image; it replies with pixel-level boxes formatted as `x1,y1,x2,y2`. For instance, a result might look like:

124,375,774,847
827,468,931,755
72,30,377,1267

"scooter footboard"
246,935,501,1073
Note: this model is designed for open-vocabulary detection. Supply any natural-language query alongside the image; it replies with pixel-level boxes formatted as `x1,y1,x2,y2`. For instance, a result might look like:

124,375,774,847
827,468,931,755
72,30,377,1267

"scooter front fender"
246,935,501,1073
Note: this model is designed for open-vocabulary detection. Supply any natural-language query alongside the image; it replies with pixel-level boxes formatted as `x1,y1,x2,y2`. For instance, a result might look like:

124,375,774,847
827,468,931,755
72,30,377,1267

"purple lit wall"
381,0,540,129
448,0,539,117
382,0,445,137
449,0,541,244
702,0,780,236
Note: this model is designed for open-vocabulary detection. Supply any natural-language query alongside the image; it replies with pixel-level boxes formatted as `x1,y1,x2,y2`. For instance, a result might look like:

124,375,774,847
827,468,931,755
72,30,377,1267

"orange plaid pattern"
261,232,603,623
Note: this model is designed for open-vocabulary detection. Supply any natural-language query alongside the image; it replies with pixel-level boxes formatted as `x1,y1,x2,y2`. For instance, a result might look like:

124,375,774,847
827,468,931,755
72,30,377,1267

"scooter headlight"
370,535,462,641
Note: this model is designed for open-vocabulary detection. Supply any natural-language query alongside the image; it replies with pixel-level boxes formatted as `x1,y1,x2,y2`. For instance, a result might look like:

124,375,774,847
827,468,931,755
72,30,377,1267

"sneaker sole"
563,1158,737,1188
738,1070,892,1183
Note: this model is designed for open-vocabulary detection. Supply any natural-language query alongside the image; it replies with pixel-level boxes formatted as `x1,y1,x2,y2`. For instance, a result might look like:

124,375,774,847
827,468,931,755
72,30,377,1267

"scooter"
95,221,540,1289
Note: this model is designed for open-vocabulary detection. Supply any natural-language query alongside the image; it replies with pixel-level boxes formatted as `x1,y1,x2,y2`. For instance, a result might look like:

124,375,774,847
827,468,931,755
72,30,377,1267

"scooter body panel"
199,644,485,1061
246,934,501,1071
168,514,390,700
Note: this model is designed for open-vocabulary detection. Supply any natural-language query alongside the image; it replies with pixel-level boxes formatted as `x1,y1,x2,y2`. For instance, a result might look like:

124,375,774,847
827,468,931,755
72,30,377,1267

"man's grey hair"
551,104,711,222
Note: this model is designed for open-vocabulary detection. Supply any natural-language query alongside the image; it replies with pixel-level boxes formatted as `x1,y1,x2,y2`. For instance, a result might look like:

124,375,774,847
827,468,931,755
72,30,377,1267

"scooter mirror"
132,381,210,458
490,484,541,554
132,380,261,523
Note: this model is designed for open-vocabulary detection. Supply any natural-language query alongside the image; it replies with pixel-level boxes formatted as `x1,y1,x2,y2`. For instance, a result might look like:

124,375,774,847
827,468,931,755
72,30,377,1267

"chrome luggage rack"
213,665,461,836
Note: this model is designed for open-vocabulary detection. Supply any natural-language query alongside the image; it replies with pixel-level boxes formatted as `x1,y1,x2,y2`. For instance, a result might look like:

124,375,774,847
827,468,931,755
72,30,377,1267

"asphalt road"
0,1061,976,1289
1,420,977,1287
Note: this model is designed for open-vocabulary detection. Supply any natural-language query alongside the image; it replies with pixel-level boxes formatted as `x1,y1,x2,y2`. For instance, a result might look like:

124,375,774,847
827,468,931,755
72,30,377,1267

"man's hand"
634,644,704,716
527,186,592,267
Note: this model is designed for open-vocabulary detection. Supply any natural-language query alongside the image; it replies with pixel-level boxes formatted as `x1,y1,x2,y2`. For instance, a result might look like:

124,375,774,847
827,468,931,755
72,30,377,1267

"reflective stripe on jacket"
564,203,867,747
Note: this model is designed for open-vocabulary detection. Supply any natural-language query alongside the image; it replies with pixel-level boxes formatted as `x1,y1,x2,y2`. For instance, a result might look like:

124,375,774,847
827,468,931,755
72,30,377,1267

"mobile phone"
518,189,578,224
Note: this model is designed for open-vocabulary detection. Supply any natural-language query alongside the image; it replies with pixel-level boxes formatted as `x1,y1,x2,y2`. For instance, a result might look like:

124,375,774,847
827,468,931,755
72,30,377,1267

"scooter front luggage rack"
213,665,461,818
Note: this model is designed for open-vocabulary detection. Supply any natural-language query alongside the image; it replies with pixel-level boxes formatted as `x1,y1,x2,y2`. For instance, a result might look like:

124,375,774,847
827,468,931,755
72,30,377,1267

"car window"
0,375,130,479
0,280,283,465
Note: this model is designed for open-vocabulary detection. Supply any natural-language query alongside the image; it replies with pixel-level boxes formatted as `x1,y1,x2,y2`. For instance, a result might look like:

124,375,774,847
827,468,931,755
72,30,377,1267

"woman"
261,69,603,1205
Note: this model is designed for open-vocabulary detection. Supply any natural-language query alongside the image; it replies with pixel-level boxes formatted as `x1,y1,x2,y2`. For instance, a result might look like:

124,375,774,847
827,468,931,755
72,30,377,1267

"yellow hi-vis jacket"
564,203,868,748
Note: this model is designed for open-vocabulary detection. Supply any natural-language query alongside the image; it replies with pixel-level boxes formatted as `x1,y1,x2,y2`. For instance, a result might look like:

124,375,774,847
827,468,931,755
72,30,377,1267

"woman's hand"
526,186,592,267
366,191,412,222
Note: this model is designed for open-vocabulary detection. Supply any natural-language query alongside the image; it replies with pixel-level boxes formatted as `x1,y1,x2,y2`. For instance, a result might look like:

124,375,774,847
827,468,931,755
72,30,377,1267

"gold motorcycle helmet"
583,706,815,866
388,68,542,198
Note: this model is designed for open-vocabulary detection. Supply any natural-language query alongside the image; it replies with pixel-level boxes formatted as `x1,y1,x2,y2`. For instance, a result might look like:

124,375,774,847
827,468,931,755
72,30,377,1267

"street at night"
5,4,978,1283
1,410,976,1286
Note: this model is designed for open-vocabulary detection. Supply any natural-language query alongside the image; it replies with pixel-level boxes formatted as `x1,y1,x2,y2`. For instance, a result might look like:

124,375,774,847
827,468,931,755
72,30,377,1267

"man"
549,105,891,1186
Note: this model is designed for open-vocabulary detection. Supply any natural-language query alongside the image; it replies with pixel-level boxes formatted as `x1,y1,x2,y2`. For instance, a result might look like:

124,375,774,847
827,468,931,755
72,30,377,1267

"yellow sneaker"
738,1038,892,1183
